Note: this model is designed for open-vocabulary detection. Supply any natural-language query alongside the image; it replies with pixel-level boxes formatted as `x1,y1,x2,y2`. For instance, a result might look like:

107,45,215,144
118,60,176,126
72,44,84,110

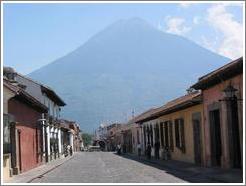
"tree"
81,133,92,147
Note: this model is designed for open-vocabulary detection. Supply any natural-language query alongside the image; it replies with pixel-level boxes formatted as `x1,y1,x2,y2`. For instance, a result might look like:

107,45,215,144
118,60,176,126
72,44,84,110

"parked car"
88,145,101,152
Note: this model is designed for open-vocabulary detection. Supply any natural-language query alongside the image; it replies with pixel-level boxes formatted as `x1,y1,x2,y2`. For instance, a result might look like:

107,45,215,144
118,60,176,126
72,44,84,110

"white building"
4,67,66,162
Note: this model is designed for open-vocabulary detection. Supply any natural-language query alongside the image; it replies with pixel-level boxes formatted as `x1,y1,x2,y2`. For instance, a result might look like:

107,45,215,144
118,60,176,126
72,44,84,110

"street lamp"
223,84,238,100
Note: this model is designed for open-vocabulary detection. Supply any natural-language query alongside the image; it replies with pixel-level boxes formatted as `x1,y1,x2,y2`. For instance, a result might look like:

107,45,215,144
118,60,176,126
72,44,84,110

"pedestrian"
146,143,151,160
67,144,70,156
137,143,141,158
70,146,73,156
117,143,121,155
154,140,160,159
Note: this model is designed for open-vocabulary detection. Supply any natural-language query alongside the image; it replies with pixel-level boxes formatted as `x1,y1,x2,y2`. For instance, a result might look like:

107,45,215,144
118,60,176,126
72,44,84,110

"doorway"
192,113,202,165
209,109,222,167
229,99,241,168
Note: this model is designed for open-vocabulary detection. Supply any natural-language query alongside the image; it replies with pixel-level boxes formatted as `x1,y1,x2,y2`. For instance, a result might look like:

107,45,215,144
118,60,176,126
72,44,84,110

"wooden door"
193,118,202,165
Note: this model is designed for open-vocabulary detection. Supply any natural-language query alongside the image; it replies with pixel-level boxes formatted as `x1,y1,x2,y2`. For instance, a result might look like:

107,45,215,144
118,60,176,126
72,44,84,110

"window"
137,130,140,144
174,118,185,153
163,121,174,151
3,114,11,154
160,122,164,148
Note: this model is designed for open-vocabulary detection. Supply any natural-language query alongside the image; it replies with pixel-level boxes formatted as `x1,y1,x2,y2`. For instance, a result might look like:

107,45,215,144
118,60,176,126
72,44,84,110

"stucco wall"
202,74,243,168
3,86,15,114
158,104,204,164
8,98,43,173
3,86,15,181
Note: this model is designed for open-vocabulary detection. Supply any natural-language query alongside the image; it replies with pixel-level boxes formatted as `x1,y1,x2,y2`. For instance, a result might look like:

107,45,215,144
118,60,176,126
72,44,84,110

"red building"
5,79,48,173
191,57,243,169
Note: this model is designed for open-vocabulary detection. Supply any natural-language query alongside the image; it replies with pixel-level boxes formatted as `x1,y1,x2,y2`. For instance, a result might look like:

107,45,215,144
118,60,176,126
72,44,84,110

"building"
68,121,81,152
4,67,66,162
3,77,48,179
3,77,18,180
94,124,109,150
130,108,161,156
59,119,72,156
191,57,243,169
105,123,122,151
135,91,204,165
59,119,82,155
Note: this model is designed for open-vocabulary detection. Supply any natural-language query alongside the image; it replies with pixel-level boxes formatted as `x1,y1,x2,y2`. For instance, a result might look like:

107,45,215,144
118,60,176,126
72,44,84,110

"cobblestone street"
31,152,189,183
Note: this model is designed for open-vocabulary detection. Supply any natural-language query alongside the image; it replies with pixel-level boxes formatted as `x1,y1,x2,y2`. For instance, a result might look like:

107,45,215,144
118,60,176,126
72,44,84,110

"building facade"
135,91,204,165
3,78,48,179
191,57,243,169
4,67,66,162
3,78,17,180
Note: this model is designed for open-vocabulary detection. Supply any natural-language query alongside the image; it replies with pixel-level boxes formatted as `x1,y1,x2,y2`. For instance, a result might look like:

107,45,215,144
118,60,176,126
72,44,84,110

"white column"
42,123,45,157
141,126,144,152
58,128,62,155
152,123,155,156
46,125,50,158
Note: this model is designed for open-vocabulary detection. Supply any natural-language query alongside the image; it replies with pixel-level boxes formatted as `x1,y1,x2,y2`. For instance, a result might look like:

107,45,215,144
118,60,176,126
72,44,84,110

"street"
31,152,188,183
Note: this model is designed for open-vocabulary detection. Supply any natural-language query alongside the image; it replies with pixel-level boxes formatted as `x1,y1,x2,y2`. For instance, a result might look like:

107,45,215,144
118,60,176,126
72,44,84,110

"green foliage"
82,133,92,147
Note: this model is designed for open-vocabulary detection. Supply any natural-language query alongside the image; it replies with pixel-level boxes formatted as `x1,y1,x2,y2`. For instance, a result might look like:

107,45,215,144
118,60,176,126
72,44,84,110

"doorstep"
4,154,74,183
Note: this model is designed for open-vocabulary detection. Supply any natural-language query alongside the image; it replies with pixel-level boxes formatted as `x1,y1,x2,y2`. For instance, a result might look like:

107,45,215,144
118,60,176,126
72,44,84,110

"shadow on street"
114,152,243,183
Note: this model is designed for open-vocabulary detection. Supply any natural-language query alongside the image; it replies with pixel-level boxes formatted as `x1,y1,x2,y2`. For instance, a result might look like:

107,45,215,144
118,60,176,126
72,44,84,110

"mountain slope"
29,18,230,132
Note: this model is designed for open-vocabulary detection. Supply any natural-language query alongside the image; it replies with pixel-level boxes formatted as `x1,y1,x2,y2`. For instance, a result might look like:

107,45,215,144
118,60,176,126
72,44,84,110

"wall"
3,86,15,114
3,86,16,181
158,104,204,164
141,118,159,156
202,74,243,168
16,75,44,104
8,98,43,173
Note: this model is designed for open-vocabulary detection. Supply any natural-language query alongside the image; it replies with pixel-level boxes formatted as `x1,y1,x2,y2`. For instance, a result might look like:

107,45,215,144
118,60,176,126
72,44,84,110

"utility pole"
132,109,134,119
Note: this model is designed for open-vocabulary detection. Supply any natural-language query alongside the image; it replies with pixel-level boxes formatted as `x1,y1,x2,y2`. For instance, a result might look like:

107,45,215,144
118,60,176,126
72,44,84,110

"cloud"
193,16,201,25
179,3,192,8
206,4,243,59
201,35,219,52
165,16,191,36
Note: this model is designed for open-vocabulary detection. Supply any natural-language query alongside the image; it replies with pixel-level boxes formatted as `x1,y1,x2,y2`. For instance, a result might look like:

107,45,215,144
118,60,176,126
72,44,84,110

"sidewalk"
123,153,243,183
5,154,74,183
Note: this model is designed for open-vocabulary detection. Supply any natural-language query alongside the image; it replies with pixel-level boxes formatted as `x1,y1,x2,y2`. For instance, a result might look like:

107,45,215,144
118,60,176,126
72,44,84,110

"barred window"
3,114,11,154
174,118,185,153
163,121,174,151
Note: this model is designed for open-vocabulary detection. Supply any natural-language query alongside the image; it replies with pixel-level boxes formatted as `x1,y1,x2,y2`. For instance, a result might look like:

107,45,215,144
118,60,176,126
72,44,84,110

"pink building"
191,57,243,169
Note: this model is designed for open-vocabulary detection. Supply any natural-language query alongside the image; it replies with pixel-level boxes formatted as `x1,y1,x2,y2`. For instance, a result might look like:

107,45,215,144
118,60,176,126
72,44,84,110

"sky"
3,2,244,75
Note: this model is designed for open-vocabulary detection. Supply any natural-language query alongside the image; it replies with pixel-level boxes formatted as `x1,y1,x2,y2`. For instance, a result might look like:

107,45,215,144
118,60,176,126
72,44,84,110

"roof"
191,57,243,90
130,108,160,124
4,67,66,106
135,91,202,123
59,119,74,130
3,78,48,113
41,85,66,106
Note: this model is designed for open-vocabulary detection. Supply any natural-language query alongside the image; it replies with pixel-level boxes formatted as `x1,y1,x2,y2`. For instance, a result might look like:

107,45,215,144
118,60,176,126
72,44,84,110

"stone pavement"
5,154,74,183
123,153,243,183
4,152,243,183
30,152,187,183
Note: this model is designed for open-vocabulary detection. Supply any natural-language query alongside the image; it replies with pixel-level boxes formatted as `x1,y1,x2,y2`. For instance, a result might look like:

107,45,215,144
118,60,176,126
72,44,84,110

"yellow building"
136,91,205,165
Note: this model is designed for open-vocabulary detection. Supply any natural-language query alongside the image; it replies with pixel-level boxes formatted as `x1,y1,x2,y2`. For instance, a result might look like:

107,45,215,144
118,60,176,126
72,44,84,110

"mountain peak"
124,17,149,24
104,17,155,35
29,18,229,132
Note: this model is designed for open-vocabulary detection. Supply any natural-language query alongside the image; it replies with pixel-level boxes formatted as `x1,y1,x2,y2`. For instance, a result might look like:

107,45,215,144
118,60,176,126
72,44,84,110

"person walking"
137,143,141,158
154,140,160,159
117,143,121,155
67,144,71,156
70,146,73,156
146,143,151,160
